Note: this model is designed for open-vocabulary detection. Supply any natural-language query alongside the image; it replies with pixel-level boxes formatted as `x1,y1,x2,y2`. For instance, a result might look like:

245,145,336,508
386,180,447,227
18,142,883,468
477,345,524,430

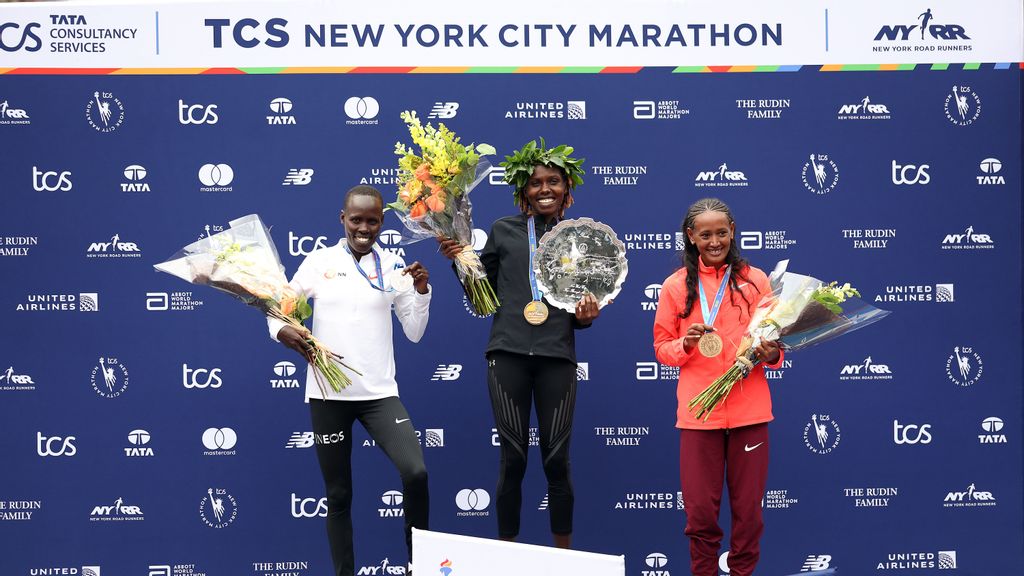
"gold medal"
523,300,549,325
698,332,723,358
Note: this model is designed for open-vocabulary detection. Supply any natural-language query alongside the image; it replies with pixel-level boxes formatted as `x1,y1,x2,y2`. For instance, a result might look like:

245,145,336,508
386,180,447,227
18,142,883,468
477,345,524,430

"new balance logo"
283,168,314,186
286,432,314,448
428,102,459,119
431,364,462,381
801,555,832,572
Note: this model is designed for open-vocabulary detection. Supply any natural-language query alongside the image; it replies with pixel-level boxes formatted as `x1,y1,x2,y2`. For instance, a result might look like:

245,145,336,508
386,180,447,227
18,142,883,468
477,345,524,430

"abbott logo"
486,166,506,186
149,567,171,576
198,164,234,187
146,293,169,311
455,489,490,511
344,96,380,120
633,101,656,119
740,231,763,250
202,427,237,450
37,432,77,457
178,100,219,125
891,161,930,185
32,166,72,192
431,364,462,381
183,364,223,388
428,102,459,119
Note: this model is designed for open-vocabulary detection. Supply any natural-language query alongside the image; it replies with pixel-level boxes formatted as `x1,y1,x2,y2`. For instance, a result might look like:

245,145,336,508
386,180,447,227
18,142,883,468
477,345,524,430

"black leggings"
487,351,578,537
310,397,428,576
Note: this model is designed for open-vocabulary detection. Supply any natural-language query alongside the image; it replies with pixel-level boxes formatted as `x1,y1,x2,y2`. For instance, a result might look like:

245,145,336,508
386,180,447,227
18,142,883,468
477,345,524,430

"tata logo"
893,419,932,445
977,158,1005,185
125,429,154,456
642,552,669,575
122,165,151,192
32,166,72,192
288,231,329,256
268,97,297,125
642,284,661,311
182,363,223,389
37,432,77,457
891,161,930,185
0,22,42,52
379,490,404,517
291,493,328,518
979,417,1007,444
178,100,219,125
874,10,970,41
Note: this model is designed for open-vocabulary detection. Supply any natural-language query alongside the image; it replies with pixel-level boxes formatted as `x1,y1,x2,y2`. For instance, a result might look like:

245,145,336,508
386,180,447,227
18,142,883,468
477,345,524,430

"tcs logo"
0,22,42,52
291,493,327,518
37,432,77,457
182,363,223,388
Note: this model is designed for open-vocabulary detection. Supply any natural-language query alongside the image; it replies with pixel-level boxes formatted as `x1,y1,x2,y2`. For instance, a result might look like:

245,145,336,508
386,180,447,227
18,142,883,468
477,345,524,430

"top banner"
0,0,1022,69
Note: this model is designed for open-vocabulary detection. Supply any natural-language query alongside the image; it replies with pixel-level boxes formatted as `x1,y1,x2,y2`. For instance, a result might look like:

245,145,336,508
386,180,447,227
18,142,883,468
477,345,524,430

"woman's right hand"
682,323,714,354
437,237,466,261
278,325,314,363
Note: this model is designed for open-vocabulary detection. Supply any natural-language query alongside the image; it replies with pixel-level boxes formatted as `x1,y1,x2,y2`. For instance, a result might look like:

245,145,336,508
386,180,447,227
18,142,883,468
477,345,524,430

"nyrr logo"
356,558,406,576
890,161,930,185
291,493,327,518
873,9,970,42
803,414,841,454
944,86,981,126
90,497,144,521
345,96,380,124
431,364,462,381
837,96,891,120
977,158,1005,185
694,163,748,187
946,346,983,387
0,99,31,124
200,488,237,528
178,100,218,125
90,357,128,398
979,417,1007,444
800,555,832,572
641,283,661,311
1,365,35,391
379,490,404,517
0,21,42,52
283,168,314,186
643,552,669,576
36,432,76,457
289,231,330,256
183,363,223,389
285,432,314,448
428,102,459,119
943,483,996,507
801,154,839,195
267,97,296,124
271,360,301,388
839,356,893,380
86,234,142,258
86,91,125,132
125,429,155,456
893,420,932,445
941,225,994,250
377,229,407,258
32,166,72,191
198,163,234,192
121,164,150,192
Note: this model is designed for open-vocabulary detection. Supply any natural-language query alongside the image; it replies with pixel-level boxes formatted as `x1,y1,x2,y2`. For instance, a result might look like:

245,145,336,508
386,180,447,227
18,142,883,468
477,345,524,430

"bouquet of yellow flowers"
389,111,499,315
155,215,359,396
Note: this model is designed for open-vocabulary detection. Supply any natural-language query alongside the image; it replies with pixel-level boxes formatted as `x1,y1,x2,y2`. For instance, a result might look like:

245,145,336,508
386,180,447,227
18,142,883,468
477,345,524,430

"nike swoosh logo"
395,418,410,424
744,442,764,452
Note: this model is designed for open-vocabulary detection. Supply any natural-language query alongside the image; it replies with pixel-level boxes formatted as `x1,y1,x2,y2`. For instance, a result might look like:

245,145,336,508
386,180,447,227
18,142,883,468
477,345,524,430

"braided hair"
678,198,757,320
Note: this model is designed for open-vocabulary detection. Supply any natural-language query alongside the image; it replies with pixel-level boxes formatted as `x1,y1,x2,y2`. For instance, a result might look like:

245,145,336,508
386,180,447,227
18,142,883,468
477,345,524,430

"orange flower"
399,188,411,203
424,178,441,192
425,192,446,213
410,202,428,219
279,297,296,316
414,163,432,182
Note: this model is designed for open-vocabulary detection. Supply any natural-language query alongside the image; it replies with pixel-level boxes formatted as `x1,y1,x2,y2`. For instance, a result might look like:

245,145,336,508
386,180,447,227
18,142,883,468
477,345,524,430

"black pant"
487,351,578,537
310,397,428,576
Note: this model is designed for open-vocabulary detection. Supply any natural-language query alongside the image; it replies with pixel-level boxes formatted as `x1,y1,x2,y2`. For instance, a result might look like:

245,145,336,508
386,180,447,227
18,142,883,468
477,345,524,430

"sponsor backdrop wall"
1,2,1022,576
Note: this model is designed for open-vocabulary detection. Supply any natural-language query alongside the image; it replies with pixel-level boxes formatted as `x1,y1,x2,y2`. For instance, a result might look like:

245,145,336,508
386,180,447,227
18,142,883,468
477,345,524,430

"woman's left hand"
575,293,600,324
404,262,430,294
754,339,781,365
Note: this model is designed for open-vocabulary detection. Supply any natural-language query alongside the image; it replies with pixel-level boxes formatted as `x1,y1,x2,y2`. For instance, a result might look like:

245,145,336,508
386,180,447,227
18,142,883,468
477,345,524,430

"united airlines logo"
567,100,586,120
428,102,459,119
283,168,314,186
431,364,462,381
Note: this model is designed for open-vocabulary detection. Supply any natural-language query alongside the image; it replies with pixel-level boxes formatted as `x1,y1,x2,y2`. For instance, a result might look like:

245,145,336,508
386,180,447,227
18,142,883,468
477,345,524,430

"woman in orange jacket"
652,198,783,576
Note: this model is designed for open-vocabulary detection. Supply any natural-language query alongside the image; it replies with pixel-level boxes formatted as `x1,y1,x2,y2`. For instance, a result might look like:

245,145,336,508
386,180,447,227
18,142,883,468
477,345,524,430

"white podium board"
412,529,625,575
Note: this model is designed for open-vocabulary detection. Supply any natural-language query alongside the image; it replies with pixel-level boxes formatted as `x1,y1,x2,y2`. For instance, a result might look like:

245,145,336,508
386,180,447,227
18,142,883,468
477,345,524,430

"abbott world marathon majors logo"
90,357,128,398
944,85,981,126
695,163,748,188
941,225,994,250
803,414,840,454
147,291,205,312
946,346,982,387
801,154,839,195
740,230,796,251
0,99,31,125
85,91,124,133
503,100,586,120
877,550,957,571
89,497,144,522
149,563,212,576
200,488,237,528
1,365,35,391
86,233,141,259
455,489,490,517
979,417,1007,444
633,100,689,120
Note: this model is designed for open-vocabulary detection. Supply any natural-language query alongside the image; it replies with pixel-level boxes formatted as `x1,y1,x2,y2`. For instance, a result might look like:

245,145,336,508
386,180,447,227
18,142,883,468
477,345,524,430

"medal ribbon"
527,217,544,302
698,265,731,328
343,244,391,292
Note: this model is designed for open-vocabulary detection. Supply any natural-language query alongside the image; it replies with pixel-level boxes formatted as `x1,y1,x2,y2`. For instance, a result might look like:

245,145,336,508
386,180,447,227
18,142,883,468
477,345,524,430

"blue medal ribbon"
527,217,545,302
343,244,392,292
699,264,731,328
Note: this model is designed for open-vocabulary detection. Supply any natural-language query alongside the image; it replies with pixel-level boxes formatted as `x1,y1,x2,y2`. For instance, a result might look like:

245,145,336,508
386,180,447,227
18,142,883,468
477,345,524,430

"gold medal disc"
698,332,723,358
523,300,549,325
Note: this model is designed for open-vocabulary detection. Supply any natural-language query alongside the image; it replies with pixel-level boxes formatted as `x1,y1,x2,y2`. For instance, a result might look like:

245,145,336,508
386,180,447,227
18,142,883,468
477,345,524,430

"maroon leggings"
679,423,769,576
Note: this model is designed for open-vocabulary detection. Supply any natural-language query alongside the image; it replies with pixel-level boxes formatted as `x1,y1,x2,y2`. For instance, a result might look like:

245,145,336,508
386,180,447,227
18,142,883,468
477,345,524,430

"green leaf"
476,143,496,156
